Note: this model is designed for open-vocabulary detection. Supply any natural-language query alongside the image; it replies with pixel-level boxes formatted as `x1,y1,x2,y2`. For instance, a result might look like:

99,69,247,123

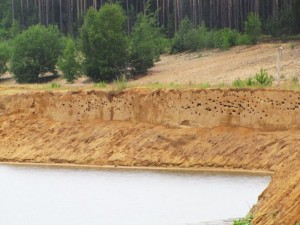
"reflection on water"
0,165,270,225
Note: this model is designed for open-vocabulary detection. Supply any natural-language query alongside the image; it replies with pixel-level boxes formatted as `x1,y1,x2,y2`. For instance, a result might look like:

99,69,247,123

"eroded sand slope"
0,89,299,225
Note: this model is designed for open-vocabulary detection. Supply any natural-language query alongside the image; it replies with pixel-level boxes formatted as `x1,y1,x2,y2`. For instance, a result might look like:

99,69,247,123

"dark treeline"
1,0,299,37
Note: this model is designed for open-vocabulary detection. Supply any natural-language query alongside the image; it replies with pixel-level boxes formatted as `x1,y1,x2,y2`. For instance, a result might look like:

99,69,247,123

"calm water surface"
0,165,270,225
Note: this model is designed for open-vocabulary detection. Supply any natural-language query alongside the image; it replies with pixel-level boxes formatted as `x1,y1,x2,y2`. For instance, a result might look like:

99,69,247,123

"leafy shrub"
213,28,239,50
171,17,193,53
196,24,214,49
10,25,62,83
184,23,214,51
237,34,252,45
58,38,83,83
0,41,10,76
245,13,262,44
233,214,253,225
255,68,273,86
171,19,215,53
183,28,199,51
80,4,128,82
130,11,164,74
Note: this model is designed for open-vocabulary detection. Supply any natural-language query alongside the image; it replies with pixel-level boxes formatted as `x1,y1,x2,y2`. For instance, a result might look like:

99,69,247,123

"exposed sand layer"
0,89,299,225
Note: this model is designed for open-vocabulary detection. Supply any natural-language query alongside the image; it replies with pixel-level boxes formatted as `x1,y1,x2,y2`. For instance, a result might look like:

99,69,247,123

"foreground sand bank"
0,89,299,225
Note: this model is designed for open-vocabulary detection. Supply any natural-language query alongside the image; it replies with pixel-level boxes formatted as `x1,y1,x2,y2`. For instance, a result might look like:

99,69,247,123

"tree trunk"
59,0,63,32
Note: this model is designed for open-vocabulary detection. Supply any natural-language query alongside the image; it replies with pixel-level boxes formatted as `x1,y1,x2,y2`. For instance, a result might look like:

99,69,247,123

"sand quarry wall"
2,88,300,130
0,88,299,225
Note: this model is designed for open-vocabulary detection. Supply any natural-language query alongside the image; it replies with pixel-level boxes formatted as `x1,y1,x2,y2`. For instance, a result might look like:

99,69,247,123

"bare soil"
131,41,300,85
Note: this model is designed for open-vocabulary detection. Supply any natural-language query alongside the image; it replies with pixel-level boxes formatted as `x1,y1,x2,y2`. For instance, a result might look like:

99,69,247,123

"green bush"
10,25,62,83
0,41,10,76
237,34,252,45
245,13,262,44
171,17,193,53
80,4,128,82
255,68,273,86
130,12,164,74
58,38,82,83
196,24,214,49
183,28,199,51
213,28,239,50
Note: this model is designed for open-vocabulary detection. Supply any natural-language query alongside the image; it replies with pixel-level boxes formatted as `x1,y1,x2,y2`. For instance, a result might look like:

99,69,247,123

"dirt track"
0,89,299,225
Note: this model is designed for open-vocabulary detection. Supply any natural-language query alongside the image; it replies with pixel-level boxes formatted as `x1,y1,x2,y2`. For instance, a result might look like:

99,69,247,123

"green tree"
80,4,128,82
10,25,62,83
245,13,262,44
58,38,82,83
130,12,164,74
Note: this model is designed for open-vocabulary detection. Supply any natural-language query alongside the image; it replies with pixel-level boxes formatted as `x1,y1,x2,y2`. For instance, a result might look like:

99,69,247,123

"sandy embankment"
0,89,299,225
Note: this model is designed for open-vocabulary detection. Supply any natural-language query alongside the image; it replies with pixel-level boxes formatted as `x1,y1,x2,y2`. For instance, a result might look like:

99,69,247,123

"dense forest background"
0,0,299,38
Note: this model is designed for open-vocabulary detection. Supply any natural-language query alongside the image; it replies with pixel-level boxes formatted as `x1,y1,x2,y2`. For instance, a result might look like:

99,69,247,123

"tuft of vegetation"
255,68,273,86
232,78,246,88
171,17,193,53
113,74,129,91
290,42,296,50
233,214,253,225
57,38,83,83
291,76,299,84
94,81,108,88
80,3,128,82
49,82,61,89
10,24,62,83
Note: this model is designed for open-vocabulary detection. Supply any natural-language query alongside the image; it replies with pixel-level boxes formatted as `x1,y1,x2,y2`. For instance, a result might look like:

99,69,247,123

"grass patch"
232,68,273,88
112,74,131,92
145,82,182,90
94,81,108,89
48,82,61,89
191,83,211,89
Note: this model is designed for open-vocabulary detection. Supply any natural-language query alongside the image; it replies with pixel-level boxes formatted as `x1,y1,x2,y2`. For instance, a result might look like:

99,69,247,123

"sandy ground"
130,41,300,85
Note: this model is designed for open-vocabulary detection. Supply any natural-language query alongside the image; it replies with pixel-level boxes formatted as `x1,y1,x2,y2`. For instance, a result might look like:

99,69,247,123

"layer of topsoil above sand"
0,89,299,225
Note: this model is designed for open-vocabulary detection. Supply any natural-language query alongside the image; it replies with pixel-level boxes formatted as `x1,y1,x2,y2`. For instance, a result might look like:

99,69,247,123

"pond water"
0,165,270,225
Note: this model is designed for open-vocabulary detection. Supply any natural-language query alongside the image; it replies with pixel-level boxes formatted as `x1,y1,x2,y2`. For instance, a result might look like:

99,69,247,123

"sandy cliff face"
0,89,299,225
